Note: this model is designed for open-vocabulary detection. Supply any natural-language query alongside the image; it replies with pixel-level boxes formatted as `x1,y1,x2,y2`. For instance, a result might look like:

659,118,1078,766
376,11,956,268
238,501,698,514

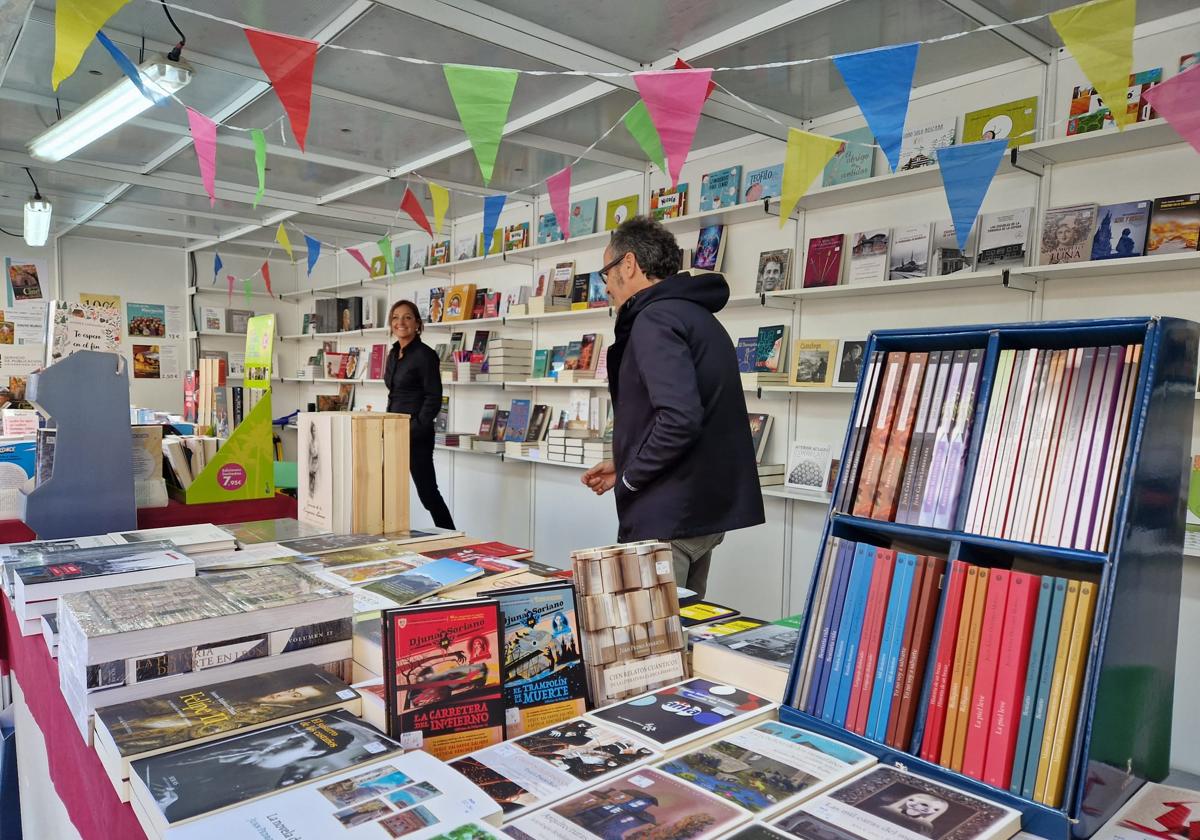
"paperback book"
848,230,889,284
693,225,727,272
823,127,875,187
932,220,978,275
568,198,598,239
1091,201,1150,260
791,340,838,387
976,208,1032,268
889,224,931,280
1147,193,1200,254
700,166,742,211
962,96,1039,147
804,235,844,288
605,195,638,230
361,558,484,608
745,164,784,201
757,249,793,293
898,118,956,171
1040,204,1097,264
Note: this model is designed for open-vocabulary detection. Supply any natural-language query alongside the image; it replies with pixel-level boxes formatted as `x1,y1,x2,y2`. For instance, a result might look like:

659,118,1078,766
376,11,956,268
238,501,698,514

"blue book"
1009,575,1055,794
567,198,598,238
832,545,880,726
1020,576,1069,799
735,337,758,373
504,400,532,442
871,552,919,740
822,543,874,722
807,540,854,714
822,127,875,187
743,164,783,202
699,165,742,211
537,212,563,244
866,552,916,740
361,558,482,606
1090,200,1150,260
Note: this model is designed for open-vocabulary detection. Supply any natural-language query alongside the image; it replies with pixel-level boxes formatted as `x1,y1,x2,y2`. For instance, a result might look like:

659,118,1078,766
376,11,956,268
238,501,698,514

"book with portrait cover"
823,127,875,187
756,249,793,293
745,164,784,201
651,184,689,220
381,600,505,761
568,198,598,238
700,166,743,211
1147,193,1200,254
605,195,639,230
804,234,845,287
962,96,1038,148
127,709,401,834
1091,200,1150,260
1040,204,1097,264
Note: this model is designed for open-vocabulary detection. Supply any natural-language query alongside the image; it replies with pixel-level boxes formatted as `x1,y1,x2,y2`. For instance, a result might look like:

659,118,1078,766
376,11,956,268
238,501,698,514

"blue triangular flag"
935,139,1009,251
832,43,919,173
482,193,506,256
304,235,321,277
213,252,223,285
96,31,167,106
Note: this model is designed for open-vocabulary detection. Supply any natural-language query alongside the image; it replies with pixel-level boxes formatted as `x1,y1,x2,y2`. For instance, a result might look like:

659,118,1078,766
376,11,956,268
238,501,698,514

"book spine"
846,549,894,733
932,347,986,529
806,540,854,714
851,353,907,517
894,555,946,750
1063,347,1112,546
962,568,1011,780
1043,349,1098,546
866,553,916,741
1013,351,1065,542
986,348,1041,537
941,566,981,767
864,551,910,739
895,352,945,525
795,538,840,707
823,544,875,724
1031,349,1079,543
885,555,928,746
1032,579,1080,800
1003,350,1053,540
917,350,968,527
927,562,973,763
1074,346,1126,549
904,351,955,526
837,352,884,511
1094,345,1140,551
1040,580,1097,806
965,349,1017,534
1020,577,1070,799
983,571,1041,787
871,353,929,520
978,350,1028,536
1009,576,1056,794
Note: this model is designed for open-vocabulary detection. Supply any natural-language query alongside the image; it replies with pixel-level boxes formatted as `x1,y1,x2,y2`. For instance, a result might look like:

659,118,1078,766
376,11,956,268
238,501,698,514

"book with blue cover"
830,545,876,726
361,558,483,607
1090,200,1150,260
537,212,563,245
807,540,853,714
868,552,917,740
699,166,742,211
822,543,872,722
822,127,875,187
743,164,783,202
736,337,758,373
568,198,598,238
1018,576,1068,798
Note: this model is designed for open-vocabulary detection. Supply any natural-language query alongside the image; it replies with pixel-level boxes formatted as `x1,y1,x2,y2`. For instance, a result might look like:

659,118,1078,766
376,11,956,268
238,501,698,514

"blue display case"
780,317,1197,839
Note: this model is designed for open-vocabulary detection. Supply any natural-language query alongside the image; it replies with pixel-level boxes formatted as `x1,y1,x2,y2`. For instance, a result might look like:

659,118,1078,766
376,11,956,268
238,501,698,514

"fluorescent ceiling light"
28,58,192,163
23,199,51,247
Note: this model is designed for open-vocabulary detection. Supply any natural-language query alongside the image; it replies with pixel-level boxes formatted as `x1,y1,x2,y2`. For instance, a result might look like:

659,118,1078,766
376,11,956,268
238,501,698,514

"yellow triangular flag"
429,182,450,236
275,223,294,261
54,0,132,89
1051,0,1135,129
779,128,844,227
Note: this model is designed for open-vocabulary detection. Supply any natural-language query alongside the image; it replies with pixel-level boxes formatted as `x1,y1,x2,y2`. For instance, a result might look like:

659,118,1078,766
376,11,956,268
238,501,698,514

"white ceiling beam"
935,0,1053,63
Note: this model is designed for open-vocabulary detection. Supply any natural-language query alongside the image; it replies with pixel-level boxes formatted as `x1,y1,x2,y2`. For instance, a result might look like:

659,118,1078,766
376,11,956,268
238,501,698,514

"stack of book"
452,349,483,382
435,432,471,448
472,438,504,454
544,429,588,464
691,614,804,701
738,325,790,388
758,463,785,486
478,337,533,382
582,437,611,465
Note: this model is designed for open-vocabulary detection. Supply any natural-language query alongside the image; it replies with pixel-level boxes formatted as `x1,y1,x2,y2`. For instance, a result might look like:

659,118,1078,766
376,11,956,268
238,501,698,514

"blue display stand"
24,350,137,538
781,317,1197,839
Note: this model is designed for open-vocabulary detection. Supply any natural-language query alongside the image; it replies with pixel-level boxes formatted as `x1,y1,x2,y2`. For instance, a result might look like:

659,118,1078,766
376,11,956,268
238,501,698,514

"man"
581,216,764,597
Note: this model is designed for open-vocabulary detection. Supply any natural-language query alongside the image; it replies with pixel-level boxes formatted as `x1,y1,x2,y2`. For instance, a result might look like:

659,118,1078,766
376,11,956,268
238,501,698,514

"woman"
383,300,454,529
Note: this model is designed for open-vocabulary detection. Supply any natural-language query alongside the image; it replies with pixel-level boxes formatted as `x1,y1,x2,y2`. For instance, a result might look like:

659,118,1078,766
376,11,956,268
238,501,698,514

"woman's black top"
383,336,442,438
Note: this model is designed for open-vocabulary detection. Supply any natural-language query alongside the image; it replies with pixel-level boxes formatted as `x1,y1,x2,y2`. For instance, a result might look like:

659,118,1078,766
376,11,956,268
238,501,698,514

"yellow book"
791,339,839,387
1034,578,1080,801
940,566,979,767
1040,580,1097,806
442,284,477,322
951,567,990,772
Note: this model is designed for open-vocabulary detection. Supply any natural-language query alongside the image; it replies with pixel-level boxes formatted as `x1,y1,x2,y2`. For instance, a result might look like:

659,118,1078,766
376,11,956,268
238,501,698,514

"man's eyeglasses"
599,252,627,279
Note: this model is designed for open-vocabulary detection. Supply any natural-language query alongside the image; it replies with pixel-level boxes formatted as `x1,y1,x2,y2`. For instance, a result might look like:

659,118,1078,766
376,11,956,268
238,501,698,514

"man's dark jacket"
607,270,765,542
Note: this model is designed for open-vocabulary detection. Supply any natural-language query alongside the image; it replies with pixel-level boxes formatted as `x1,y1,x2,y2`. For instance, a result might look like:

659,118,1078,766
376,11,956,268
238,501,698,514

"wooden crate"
351,413,409,535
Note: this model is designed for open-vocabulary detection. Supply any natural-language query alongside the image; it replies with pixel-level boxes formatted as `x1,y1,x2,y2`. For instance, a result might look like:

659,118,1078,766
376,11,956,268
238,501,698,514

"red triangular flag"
243,28,318,151
674,58,717,99
400,187,433,237
260,261,273,296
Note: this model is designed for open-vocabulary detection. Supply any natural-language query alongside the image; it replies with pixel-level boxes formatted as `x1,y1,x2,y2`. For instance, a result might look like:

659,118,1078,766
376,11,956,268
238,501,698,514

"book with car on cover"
700,166,742,211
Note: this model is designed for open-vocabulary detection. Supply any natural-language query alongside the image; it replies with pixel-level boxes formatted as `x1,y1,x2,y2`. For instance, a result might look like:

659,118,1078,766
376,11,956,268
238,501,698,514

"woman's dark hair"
388,299,422,335
609,215,682,280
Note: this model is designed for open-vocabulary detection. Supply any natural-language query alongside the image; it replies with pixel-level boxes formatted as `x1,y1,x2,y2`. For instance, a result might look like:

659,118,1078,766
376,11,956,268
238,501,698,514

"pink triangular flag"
260,261,273,296
227,275,235,305
633,68,713,187
1142,66,1200,156
186,108,217,207
346,247,372,275
546,167,572,241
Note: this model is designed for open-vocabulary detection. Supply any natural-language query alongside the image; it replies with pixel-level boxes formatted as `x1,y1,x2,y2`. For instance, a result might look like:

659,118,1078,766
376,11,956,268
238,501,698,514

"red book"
919,560,968,762
803,234,845,287
852,352,908,517
886,555,929,745
983,571,1042,786
183,370,198,423
846,549,895,733
484,292,502,319
368,344,387,380
872,353,930,520
894,555,947,750
961,568,1011,780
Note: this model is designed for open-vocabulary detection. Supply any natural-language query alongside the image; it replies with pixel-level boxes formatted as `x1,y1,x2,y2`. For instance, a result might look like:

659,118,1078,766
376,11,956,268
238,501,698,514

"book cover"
898,118,956,171
505,223,530,252
757,249,793,293
651,184,689,220
1087,781,1200,840
454,235,477,261
736,337,759,374
1039,580,1096,806
848,230,889,284
505,399,532,442
744,164,784,201
754,325,789,374
17,547,191,588
871,352,930,519
568,198,599,238
951,567,991,772
791,339,837,387
699,166,742,211
962,96,1039,147
851,352,906,516
864,553,917,739
551,261,575,307
1147,193,1200,254
804,234,845,288
605,195,638,230
704,620,801,669
393,243,410,272
888,224,931,280
1040,204,1098,264
689,617,769,645
566,273,588,307
748,413,772,462
931,220,978,275
382,600,505,760
805,541,854,715
537,212,563,245
693,225,726,272
679,600,739,628
1067,68,1161,135
1091,200,1150,260
835,341,868,389
785,443,832,493
961,569,1011,779
362,559,483,609
442,285,477,322
977,208,1032,268
822,127,875,187
1007,575,1054,794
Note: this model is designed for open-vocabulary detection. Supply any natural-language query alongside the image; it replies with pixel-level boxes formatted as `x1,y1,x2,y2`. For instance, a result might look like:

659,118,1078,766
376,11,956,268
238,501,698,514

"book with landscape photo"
1091,201,1150,260
361,559,483,608
791,339,838,387
692,615,805,701
889,224,931,280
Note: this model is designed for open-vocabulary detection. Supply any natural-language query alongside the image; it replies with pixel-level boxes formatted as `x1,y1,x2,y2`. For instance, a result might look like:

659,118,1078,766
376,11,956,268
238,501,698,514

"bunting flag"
428,182,450,235
378,236,394,276
443,64,519,186
935,139,1009,250
1050,0,1135,130
260,261,273,296
346,247,372,275
1142,65,1200,155
243,279,253,304
213,252,223,285
304,235,321,277
96,31,164,105
243,28,318,150
400,187,433,237
779,129,844,227
227,275,235,305
832,43,919,172
482,194,506,256
186,108,218,207
673,57,717,99
634,68,713,186
275,224,293,261
623,101,669,178
546,167,572,241
53,0,130,89
251,129,267,208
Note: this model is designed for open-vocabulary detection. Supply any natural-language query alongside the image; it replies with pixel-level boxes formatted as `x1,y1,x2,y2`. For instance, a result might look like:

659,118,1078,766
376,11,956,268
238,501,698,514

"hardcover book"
605,195,638,230
744,164,784,201
804,234,845,287
1091,201,1151,260
785,443,833,492
693,225,727,272
791,339,838,387
898,118,956,171
848,230,890,284
651,184,689,220
381,600,504,760
1147,193,1200,254
822,127,875,187
699,166,742,211
889,224,931,280
537,212,563,245
754,325,789,374
505,223,530,252
1040,204,1098,264
976,208,1032,267
757,249,793,293
962,96,1039,147
931,220,978,275
568,198,598,238
454,236,477,261
1067,68,1161,135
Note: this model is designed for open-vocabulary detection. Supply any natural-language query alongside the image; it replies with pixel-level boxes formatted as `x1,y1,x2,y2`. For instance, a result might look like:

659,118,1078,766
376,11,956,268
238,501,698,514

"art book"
381,600,505,760
848,230,890,284
823,127,875,187
1067,68,1161,136
537,212,563,245
651,184,689,220
791,339,838,387
898,118,956,171
977,208,1032,267
700,166,742,211
1040,204,1097,264
568,198,598,238
1147,193,1200,254
1091,201,1150,260
962,96,1039,147
693,225,726,272
757,249,793,293
449,717,658,820
605,195,638,230
744,164,784,201
804,234,845,287
785,442,833,492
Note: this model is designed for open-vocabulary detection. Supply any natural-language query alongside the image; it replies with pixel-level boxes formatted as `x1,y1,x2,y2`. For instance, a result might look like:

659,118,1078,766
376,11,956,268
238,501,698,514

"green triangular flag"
251,128,267,208
378,235,394,275
443,64,519,186
624,100,668,177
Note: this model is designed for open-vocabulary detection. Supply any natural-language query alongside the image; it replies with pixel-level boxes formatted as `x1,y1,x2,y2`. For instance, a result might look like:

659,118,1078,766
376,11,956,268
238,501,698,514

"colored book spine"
837,352,884,511
894,555,946,750
950,567,991,772
1020,577,1070,799
885,555,929,745
806,540,854,714
871,353,929,520
962,569,1011,780
917,350,968,526
895,351,946,525
1009,576,1056,794
823,543,876,723
846,549,895,733
796,538,841,707
852,352,907,517
965,349,1015,533
866,553,917,740
1040,580,1097,806
984,571,1042,788
932,348,985,529
1032,579,1080,799
936,564,979,765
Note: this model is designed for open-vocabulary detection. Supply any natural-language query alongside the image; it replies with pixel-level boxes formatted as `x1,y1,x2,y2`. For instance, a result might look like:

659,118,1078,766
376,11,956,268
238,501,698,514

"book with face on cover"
757,249,793,293
568,198,598,238
1040,204,1098,265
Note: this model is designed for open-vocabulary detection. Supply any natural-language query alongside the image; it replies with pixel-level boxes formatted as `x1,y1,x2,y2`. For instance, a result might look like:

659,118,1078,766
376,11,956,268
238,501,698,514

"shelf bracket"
1009,147,1046,177
1003,268,1038,293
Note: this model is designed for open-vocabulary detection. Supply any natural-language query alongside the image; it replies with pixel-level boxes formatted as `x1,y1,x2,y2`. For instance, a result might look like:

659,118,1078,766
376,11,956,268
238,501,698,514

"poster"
79,292,122,341
47,300,121,365
164,305,183,340
243,313,275,390
0,345,44,378
159,345,180,380
0,301,48,345
4,258,45,305
127,302,167,337
132,344,161,379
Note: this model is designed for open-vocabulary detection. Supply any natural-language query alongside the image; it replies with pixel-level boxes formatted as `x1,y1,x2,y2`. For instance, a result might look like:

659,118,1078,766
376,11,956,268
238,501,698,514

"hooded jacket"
607,270,765,543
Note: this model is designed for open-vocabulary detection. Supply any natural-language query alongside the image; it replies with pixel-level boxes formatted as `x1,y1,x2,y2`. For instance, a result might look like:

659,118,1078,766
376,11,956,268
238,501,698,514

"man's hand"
581,460,616,495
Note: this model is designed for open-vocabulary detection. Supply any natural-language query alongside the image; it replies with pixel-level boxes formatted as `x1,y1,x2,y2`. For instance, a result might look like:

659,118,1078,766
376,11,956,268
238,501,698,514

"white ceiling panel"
87,204,229,238
0,161,113,201
328,178,489,220
415,145,623,197
967,0,1199,48
65,229,187,248
119,185,273,223
154,140,362,198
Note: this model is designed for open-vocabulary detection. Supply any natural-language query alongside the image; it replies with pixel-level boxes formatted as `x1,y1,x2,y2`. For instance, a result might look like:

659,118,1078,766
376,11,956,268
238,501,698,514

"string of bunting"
55,0,1200,300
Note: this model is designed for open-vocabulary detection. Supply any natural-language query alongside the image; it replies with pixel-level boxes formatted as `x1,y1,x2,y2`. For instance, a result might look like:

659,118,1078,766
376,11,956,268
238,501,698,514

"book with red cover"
963,569,1011,779
983,570,1042,786
183,370,198,423
368,344,387,380
872,352,930,520
885,555,929,745
893,555,947,750
803,234,845,287
920,560,967,761
852,352,908,517
846,548,895,733
484,292,502,319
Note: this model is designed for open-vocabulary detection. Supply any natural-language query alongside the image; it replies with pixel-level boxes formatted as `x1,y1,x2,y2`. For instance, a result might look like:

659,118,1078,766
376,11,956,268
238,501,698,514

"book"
822,127,875,187
871,352,930,519
505,223,530,252
757,249,793,293
976,208,1032,268
381,600,504,760
744,163,784,201
1089,781,1200,840
1067,68,1162,135
848,230,889,284
791,339,837,387
1147,193,1200,254
962,96,1039,147
749,413,773,462
699,166,742,211
650,184,689,220
443,284,477,322
361,559,484,608
898,117,956,171
605,195,638,230
803,234,844,288
835,341,867,388
736,337,759,374
693,225,727,272
505,399,532,442
1040,204,1097,264
15,545,194,611
931,219,979,275
537,212,563,245
550,261,575,307
692,617,804,702
454,235,477,261
888,224,931,280
202,307,225,332
679,600,739,628
688,617,768,644
1091,200,1151,259
568,198,598,238
754,326,789,374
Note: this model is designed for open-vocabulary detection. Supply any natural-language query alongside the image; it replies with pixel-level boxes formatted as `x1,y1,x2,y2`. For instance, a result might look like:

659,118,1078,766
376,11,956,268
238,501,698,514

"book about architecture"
381,600,505,760
693,225,727,272
757,249,793,293
785,443,833,493
700,165,742,210
448,717,659,819
605,195,639,230
661,721,875,818
15,545,194,608
848,230,890,284
1147,193,1200,254
568,198,598,238
962,96,1038,147
650,184,689,220
889,224,932,280
745,164,784,201
1091,201,1150,260
804,234,845,287
976,208,1032,267
823,127,875,187
932,220,978,275
791,339,838,387
1040,204,1098,264
898,118,956,171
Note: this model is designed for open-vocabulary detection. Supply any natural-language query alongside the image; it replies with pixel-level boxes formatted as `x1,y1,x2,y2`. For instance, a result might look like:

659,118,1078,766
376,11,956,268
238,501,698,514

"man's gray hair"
610,216,682,280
